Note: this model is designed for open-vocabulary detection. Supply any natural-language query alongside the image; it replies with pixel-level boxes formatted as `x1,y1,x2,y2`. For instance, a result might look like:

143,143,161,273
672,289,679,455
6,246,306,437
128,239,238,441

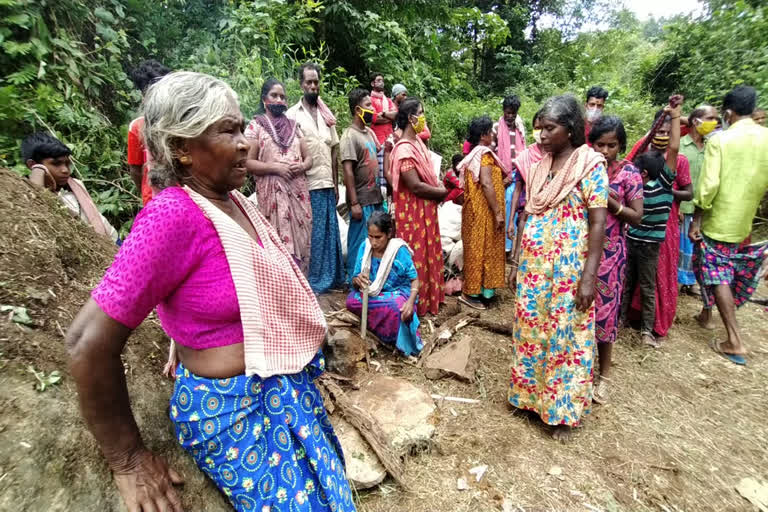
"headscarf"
525,144,606,215
391,84,407,100
254,113,297,154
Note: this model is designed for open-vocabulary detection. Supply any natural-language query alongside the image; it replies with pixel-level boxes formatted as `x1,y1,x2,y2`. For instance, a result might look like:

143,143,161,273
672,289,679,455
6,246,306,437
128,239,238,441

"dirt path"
348,288,768,512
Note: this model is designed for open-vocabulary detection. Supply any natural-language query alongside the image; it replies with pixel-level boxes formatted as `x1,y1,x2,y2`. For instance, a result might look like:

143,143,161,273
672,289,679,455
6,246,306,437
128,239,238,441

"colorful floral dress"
595,160,643,344
245,120,313,274
394,159,445,316
509,162,608,426
462,153,506,298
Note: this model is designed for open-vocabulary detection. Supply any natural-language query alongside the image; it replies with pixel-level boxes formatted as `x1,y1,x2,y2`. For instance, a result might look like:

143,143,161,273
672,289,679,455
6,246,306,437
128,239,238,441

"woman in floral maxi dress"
508,95,608,441
587,116,644,404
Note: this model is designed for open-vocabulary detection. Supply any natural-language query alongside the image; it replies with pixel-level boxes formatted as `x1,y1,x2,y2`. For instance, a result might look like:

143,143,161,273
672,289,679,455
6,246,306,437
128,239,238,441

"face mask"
266,103,287,117
533,130,542,144
411,114,426,134
358,107,375,125
304,92,319,106
586,107,602,122
652,134,670,149
695,119,717,136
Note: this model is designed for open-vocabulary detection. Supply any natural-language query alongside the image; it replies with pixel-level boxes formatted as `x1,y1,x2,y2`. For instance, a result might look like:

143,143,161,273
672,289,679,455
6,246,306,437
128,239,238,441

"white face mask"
533,129,542,144
586,107,602,122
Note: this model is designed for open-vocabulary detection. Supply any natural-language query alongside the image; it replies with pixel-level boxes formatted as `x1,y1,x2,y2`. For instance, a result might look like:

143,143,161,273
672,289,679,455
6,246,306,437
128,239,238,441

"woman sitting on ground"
22,132,119,243
66,72,355,512
347,211,422,356
456,116,507,310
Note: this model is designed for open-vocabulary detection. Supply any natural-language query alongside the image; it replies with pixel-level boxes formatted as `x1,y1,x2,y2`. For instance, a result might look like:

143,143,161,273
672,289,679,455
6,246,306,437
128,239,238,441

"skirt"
169,352,356,512
346,290,423,356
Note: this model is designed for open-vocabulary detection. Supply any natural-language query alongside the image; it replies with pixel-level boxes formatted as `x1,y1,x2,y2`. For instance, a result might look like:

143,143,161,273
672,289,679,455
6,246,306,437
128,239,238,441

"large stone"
424,337,475,382
325,328,367,377
331,416,387,490
348,375,436,453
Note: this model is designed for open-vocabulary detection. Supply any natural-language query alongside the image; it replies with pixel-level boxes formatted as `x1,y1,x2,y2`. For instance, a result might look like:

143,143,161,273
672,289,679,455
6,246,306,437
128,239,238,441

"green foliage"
647,1,768,107
1,0,763,235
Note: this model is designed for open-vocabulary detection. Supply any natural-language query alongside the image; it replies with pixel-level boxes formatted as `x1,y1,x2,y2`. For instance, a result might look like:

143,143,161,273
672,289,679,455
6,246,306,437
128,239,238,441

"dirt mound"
0,169,229,511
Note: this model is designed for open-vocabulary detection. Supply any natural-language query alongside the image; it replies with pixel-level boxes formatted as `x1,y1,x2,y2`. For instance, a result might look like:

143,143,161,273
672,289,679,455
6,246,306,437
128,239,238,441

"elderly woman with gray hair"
66,72,355,512
507,94,608,442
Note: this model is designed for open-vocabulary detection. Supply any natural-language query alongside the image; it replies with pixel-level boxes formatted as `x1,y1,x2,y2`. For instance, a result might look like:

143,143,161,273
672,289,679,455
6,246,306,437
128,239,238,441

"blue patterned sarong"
309,189,345,294
169,352,356,512
346,203,384,283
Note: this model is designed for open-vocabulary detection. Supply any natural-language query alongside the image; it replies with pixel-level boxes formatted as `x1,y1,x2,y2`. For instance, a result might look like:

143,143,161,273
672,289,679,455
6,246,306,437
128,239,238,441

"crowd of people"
13,57,763,511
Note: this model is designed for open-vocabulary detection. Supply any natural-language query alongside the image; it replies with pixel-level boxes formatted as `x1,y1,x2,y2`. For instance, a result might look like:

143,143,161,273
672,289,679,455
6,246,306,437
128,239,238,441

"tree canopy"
2,0,766,232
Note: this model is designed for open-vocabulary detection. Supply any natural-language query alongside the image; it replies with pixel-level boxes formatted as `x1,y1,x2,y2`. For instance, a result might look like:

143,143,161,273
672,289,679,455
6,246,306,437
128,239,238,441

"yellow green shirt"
679,134,706,215
694,118,768,243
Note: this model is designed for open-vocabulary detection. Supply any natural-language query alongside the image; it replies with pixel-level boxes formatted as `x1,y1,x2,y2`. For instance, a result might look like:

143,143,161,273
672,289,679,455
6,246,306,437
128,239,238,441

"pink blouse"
92,187,244,349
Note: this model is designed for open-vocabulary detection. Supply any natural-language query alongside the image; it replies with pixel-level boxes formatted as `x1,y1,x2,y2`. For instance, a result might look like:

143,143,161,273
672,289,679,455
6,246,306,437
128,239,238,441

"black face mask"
304,92,319,106
266,103,287,117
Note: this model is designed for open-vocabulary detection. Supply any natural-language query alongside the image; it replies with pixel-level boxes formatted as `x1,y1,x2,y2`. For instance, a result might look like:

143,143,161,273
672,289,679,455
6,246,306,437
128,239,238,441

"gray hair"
141,71,240,189
539,94,586,147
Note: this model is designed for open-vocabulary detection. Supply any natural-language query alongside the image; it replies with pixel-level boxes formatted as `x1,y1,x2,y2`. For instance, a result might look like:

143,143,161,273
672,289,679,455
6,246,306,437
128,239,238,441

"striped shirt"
627,164,676,243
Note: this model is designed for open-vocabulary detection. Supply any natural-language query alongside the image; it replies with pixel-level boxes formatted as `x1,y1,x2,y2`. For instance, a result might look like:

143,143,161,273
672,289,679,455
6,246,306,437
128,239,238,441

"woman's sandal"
459,294,486,310
593,375,612,405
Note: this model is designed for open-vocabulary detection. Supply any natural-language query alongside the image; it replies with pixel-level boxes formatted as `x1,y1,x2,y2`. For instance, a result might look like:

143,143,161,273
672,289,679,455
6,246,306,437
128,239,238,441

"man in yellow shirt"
690,85,768,365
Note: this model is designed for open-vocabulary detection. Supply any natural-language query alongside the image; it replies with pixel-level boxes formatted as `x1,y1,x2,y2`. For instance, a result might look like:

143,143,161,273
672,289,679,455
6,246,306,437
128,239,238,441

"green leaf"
6,64,37,85
4,13,31,28
93,7,116,24
0,305,35,325
2,40,33,56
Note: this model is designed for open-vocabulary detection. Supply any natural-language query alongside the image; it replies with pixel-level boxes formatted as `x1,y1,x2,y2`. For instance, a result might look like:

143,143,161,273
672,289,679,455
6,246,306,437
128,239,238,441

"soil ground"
1,168,766,511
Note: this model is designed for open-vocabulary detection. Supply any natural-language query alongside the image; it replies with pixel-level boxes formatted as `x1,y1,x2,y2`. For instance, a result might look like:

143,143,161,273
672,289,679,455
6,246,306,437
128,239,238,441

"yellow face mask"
533,129,542,144
696,119,717,136
411,114,426,134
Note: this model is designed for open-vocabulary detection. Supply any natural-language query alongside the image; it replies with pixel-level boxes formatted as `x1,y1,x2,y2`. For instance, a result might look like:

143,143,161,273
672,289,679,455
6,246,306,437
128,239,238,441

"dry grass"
328,286,768,512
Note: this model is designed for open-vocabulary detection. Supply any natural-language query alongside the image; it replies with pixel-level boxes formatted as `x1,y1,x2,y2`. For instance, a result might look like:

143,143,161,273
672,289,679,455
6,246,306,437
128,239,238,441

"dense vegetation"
2,0,766,233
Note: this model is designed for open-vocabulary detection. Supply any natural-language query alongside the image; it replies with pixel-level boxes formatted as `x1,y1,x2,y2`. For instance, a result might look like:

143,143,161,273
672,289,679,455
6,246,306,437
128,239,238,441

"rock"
325,328,367,377
424,337,475,381
331,416,386,490
348,375,436,453
736,477,768,511
457,477,469,491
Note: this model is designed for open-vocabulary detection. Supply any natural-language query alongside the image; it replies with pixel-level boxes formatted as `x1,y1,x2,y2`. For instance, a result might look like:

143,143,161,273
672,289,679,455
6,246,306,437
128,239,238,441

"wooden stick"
319,377,408,489
361,289,369,339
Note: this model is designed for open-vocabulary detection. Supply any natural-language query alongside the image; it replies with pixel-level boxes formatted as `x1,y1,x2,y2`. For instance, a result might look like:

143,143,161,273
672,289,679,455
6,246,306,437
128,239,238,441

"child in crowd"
22,132,119,243
621,150,675,346
442,153,464,204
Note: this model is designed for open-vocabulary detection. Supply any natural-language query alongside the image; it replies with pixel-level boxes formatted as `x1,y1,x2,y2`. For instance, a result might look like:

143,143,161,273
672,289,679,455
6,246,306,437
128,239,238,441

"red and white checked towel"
185,186,326,378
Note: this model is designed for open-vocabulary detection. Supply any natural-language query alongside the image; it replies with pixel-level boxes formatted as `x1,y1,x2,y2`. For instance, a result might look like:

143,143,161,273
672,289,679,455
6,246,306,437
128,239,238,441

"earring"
180,156,191,165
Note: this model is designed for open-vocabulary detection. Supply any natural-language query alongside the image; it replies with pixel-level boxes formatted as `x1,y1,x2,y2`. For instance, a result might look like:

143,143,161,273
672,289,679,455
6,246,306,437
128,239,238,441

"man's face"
586,97,606,111
38,156,72,187
753,110,766,126
300,69,319,95
371,75,384,92
503,107,518,127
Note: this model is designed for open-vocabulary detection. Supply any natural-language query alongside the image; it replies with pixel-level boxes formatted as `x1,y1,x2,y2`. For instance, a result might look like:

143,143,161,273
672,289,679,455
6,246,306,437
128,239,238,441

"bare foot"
716,339,747,356
552,425,572,442
695,310,715,330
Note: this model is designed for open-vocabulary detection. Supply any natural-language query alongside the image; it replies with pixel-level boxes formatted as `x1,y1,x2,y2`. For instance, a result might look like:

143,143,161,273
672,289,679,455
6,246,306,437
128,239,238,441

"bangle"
350,201,359,207
615,204,624,216
670,116,680,119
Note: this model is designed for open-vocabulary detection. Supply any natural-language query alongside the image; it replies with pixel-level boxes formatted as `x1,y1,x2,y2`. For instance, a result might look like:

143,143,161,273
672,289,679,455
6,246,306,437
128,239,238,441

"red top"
127,117,153,205
370,92,394,144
